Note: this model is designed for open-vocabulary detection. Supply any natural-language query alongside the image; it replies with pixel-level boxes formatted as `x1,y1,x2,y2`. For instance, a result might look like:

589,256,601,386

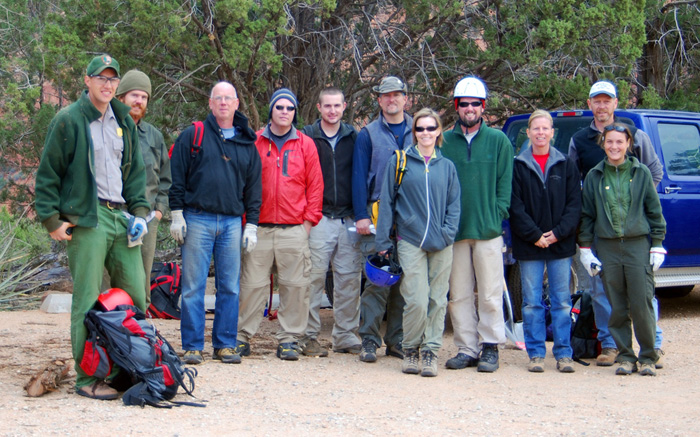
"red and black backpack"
147,262,181,320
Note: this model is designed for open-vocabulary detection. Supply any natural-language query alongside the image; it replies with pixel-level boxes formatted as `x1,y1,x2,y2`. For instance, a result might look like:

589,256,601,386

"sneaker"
402,348,420,374
76,381,118,400
528,357,545,373
420,350,438,377
213,347,242,364
445,353,479,370
300,338,329,357
477,343,499,373
386,344,404,359
556,357,575,373
333,344,362,354
596,348,618,366
655,349,665,369
276,343,300,361
233,340,251,357
359,338,378,363
183,350,204,365
615,361,638,375
639,363,657,376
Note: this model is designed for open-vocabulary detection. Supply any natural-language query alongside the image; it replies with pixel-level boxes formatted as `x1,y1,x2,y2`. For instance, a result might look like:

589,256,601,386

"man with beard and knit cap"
113,70,171,302
236,88,324,361
169,81,262,366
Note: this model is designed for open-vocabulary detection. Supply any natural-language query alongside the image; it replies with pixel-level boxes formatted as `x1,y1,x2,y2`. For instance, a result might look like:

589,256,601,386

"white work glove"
170,210,187,245
650,247,667,272
127,216,148,248
579,247,602,277
242,223,258,253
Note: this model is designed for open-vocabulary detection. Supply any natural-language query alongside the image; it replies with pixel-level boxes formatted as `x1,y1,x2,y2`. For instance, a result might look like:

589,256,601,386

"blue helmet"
364,253,402,287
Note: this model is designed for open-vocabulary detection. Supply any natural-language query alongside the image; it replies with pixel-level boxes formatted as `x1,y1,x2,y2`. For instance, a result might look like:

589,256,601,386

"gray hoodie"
376,145,461,253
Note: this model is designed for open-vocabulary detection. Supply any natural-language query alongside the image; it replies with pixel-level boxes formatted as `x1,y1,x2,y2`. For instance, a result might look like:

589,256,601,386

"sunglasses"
458,101,482,108
90,75,121,87
603,125,627,133
415,126,438,132
275,105,296,112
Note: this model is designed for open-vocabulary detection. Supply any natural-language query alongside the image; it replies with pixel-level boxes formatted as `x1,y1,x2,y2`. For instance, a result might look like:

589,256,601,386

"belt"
98,199,125,210
258,223,297,229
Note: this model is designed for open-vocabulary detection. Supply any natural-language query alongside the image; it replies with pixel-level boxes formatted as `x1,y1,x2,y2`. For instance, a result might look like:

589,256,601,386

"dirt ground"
1,286,699,436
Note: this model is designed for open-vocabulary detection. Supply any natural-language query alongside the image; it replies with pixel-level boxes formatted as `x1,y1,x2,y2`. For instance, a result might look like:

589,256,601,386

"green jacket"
579,156,666,247
35,91,149,232
137,120,171,215
441,120,513,240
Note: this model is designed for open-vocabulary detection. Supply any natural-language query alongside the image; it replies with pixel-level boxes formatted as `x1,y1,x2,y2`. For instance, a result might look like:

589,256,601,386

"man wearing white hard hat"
441,76,514,373
569,80,665,368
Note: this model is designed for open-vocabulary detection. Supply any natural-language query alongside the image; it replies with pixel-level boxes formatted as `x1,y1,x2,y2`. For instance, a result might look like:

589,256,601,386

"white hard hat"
453,76,488,109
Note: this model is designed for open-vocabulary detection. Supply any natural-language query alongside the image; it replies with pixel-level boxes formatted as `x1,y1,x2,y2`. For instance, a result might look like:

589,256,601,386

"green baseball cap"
86,55,120,76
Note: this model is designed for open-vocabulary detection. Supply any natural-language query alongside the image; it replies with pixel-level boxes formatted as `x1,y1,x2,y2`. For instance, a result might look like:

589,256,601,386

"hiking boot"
300,338,328,357
386,344,404,359
615,361,638,375
445,353,479,370
528,357,545,373
420,350,438,377
183,350,204,365
477,343,499,373
596,348,618,366
213,347,242,364
655,349,665,369
557,357,575,373
76,381,118,400
402,348,420,374
359,338,378,363
276,342,300,361
639,363,657,376
233,340,251,357
333,344,362,354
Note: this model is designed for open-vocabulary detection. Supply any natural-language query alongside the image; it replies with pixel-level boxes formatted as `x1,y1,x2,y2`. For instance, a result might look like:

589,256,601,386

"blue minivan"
502,109,700,304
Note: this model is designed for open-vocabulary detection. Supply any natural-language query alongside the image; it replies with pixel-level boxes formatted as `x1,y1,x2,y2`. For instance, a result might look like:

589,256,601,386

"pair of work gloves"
579,246,667,276
169,210,258,253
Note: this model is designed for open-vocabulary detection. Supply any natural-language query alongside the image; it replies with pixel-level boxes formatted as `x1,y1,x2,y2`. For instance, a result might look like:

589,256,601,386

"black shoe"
359,338,378,363
477,343,499,373
445,353,479,369
386,343,404,359
333,344,362,354
234,340,251,357
276,342,300,361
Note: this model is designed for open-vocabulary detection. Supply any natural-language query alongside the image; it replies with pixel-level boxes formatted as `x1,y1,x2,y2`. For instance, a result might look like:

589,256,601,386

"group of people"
34,53,667,399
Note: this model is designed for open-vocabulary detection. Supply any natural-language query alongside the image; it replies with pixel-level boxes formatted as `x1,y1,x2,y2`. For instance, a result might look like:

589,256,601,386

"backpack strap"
394,150,407,187
190,121,205,158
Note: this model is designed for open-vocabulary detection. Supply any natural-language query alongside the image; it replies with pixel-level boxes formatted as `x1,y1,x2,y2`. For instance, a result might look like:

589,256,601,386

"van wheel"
655,285,694,298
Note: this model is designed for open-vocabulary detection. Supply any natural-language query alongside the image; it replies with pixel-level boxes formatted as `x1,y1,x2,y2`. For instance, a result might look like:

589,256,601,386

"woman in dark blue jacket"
509,110,581,373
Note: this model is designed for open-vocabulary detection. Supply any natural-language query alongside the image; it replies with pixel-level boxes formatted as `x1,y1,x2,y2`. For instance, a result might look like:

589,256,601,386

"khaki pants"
448,237,505,358
238,225,311,344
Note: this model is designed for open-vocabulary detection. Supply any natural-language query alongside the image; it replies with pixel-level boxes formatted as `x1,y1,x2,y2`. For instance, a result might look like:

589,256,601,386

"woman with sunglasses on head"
375,108,461,377
579,122,666,376
509,110,581,373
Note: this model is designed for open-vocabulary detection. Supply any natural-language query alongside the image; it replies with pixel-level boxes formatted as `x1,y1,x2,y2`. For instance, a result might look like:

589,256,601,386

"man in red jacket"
236,88,324,360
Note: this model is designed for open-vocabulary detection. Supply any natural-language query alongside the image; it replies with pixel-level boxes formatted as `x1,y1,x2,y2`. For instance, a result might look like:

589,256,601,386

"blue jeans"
180,208,241,351
590,274,663,349
520,258,573,360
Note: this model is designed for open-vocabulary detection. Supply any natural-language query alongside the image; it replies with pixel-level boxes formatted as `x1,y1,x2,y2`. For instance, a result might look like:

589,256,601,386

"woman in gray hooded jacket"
376,108,461,377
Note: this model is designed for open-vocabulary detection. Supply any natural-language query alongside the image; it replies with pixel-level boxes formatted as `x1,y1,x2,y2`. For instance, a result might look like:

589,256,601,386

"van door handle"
665,186,682,194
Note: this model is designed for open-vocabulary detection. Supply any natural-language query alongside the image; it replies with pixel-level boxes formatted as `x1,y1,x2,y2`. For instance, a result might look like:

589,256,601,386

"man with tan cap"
115,70,171,302
35,54,149,400
569,80,665,367
352,76,413,363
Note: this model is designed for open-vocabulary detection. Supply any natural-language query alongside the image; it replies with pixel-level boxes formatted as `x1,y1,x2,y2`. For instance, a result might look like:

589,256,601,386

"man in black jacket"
300,87,363,356
169,82,262,365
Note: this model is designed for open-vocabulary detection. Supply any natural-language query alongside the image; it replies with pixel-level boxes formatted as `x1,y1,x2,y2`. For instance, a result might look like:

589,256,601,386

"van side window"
658,123,700,177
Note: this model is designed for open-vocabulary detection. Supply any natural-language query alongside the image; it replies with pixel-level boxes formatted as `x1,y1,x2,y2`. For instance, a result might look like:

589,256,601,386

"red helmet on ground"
97,288,134,311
